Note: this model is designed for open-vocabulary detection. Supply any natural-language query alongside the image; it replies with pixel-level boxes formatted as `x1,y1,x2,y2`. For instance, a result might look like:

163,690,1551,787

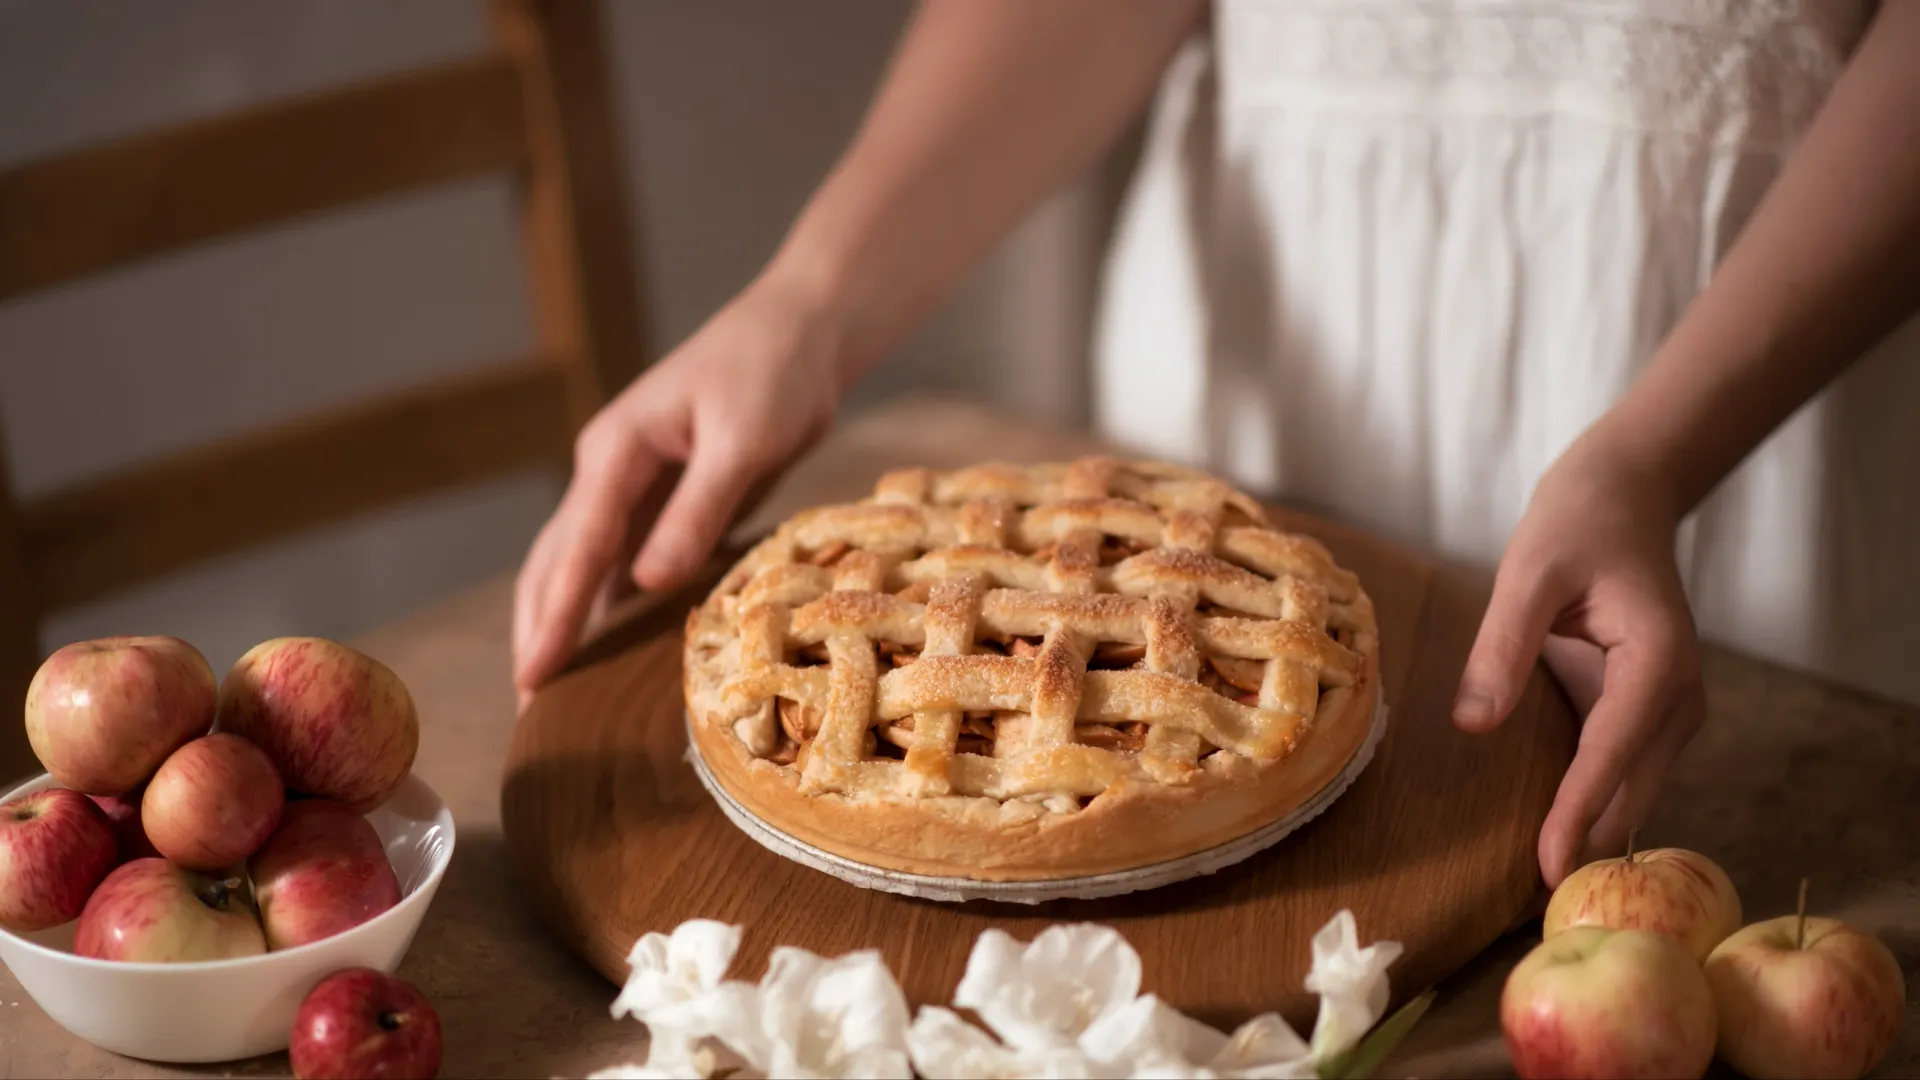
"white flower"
605,920,915,1079
1302,910,1403,1063
608,920,752,1075
611,920,742,1023
954,925,1143,1054
751,946,915,1079
597,912,1406,1080
928,923,1316,1079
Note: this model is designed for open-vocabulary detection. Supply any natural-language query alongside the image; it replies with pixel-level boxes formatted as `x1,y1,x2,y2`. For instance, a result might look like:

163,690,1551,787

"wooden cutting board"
500,503,1578,1029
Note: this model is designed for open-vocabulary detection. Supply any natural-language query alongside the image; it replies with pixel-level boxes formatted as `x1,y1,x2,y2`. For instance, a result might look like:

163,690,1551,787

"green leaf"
1315,989,1436,1080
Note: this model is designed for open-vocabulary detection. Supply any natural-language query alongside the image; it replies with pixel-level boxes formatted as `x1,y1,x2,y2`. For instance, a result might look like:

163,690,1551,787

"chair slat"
493,0,652,427
0,437,40,784
23,359,574,610
0,55,528,302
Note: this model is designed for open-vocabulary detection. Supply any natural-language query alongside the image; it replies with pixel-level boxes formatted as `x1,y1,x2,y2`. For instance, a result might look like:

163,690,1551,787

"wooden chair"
0,0,649,780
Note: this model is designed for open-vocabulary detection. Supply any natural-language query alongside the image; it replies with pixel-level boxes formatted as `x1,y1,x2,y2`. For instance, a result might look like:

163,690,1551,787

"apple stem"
1626,829,1639,864
1797,877,1810,950
379,1011,403,1032
197,876,241,911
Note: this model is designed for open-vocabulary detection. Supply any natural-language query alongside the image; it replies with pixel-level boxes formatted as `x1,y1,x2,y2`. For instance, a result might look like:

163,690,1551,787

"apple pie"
682,457,1380,881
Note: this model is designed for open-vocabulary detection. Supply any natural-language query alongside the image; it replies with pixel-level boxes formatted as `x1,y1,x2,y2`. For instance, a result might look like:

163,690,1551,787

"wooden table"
3,396,1915,1078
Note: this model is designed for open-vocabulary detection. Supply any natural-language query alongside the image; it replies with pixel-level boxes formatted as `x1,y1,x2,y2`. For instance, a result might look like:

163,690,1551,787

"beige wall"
0,0,1109,669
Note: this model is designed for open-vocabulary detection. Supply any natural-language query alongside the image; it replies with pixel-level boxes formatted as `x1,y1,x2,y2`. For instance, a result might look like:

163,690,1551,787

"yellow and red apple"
73,858,266,962
291,968,442,1080
25,636,215,795
1501,926,1717,1080
142,733,285,871
1706,911,1905,1080
217,638,417,812
0,789,119,932
251,798,401,950
1544,846,1741,962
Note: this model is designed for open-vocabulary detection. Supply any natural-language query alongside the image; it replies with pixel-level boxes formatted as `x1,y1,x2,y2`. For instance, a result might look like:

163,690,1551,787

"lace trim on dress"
1215,0,1872,149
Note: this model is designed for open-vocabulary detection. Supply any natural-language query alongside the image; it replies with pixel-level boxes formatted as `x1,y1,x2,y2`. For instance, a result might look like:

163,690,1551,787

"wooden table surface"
3,396,1915,1079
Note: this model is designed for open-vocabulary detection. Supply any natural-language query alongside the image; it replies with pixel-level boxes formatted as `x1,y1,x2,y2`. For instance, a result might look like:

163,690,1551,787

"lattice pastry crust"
683,457,1381,881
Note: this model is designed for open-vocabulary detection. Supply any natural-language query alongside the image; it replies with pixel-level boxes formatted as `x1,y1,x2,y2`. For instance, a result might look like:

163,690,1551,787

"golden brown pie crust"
682,458,1380,882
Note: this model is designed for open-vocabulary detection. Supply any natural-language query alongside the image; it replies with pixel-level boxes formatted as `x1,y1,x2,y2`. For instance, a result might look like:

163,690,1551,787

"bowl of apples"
0,635,455,1067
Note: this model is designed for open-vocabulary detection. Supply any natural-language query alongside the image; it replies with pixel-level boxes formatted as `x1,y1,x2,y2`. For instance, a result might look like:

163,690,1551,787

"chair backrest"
0,0,650,780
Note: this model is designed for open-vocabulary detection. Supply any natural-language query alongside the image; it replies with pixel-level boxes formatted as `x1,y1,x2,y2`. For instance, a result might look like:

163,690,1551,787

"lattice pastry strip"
898,575,983,798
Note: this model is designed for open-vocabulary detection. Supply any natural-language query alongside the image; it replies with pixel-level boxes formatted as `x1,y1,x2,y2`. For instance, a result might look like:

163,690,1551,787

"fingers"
1583,683,1702,857
1535,626,1692,885
512,437,663,700
632,459,746,590
511,526,556,698
1539,634,1605,715
1455,554,1569,733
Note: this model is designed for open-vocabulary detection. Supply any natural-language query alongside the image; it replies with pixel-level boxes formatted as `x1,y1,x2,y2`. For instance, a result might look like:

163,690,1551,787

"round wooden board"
502,508,1577,1029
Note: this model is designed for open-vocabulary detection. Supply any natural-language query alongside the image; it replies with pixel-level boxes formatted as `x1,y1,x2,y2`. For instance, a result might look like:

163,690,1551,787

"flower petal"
908,1006,1109,1079
1079,993,1224,1071
908,1007,1021,1079
953,931,1027,1012
1025,924,1143,1022
1209,1013,1313,1078
954,925,1143,1053
644,982,763,1053
756,946,912,1078
667,920,743,990
612,921,743,1022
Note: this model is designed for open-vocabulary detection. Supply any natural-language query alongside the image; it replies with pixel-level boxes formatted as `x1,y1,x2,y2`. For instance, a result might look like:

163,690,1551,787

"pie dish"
682,457,1381,882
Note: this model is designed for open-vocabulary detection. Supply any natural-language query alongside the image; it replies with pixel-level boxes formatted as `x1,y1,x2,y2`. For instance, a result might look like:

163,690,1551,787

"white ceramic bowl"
0,772,455,1064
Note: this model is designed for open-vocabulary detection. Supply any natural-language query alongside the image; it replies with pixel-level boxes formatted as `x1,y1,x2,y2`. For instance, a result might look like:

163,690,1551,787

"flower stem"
1317,989,1436,1080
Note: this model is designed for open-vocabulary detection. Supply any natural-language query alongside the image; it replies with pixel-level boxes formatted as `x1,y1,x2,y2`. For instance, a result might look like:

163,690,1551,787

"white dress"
1092,0,1920,706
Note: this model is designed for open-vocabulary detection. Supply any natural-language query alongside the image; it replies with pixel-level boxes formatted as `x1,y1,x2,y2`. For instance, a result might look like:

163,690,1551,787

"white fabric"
1093,0,1920,704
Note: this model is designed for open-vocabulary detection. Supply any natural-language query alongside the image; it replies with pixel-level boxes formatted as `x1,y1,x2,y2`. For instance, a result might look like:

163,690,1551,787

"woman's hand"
508,0,1206,711
1451,435,1705,887
1449,1,1920,886
511,272,848,709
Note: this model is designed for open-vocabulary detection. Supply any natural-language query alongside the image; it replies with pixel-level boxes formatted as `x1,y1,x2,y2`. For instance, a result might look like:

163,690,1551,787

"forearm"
1588,2,1920,516
764,0,1205,384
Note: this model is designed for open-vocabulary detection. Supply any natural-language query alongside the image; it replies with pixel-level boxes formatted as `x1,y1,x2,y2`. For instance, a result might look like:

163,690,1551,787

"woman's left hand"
1450,435,1706,887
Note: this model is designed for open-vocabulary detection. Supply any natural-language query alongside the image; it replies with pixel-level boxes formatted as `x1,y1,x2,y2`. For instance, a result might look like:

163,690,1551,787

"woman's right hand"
511,270,849,708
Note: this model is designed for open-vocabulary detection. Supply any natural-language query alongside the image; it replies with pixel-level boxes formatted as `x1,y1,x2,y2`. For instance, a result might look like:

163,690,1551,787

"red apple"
1706,913,1905,1079
89,788,161,862
0,789,118,932
74,857,266,962
216,637,418,812
1502,927,1716,1079
251,799,401,950
1544,846,1741,962
24,636,216,795
142,733,284,870
290,967,442,1080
